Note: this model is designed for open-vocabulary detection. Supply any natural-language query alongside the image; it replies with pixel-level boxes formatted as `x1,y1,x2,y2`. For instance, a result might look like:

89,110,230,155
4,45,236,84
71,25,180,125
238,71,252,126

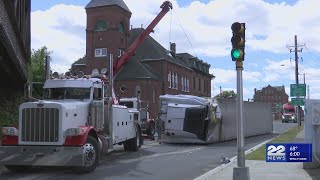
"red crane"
113,1,173,76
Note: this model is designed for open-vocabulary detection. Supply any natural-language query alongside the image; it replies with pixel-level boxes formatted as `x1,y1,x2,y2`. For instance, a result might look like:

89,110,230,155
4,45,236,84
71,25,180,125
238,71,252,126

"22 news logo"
267,144,286,161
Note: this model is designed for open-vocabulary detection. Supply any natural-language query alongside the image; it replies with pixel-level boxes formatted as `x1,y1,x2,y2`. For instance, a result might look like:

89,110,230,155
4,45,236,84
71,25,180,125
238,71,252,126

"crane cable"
168,9,172,51
173,8,198,58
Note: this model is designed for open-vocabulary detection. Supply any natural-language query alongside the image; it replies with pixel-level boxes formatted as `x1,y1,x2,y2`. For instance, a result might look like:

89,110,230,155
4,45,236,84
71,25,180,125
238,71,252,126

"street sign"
290,84,306,97
291,98,305,106
275,103,282,112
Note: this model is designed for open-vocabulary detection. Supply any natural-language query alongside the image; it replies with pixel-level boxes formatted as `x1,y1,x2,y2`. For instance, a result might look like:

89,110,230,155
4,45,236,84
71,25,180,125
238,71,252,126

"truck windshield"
119,101,134,108
44,88,91,100
284,109,295,113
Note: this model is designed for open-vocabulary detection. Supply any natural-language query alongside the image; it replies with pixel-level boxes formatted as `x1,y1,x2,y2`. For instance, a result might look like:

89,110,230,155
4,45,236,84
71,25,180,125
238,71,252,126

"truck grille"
21,108,60,142
284,115,292,119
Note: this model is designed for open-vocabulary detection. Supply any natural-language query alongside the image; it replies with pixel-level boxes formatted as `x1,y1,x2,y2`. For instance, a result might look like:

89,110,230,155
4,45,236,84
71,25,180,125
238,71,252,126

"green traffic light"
232,49,241,59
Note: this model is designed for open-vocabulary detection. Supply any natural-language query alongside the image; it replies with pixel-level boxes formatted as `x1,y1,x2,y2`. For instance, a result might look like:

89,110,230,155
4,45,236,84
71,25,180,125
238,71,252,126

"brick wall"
85,5,131,74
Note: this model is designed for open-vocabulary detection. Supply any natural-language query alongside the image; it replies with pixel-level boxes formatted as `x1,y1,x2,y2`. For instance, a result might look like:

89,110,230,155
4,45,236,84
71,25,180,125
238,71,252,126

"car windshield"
44,88,91,100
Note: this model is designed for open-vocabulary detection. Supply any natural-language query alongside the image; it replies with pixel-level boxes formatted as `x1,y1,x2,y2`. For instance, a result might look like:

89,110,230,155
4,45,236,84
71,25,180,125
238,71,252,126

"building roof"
115,28,192,81
274,85,285,92
72,57,86,66
255,85,287,95
85,0,131,13
115,28,213,80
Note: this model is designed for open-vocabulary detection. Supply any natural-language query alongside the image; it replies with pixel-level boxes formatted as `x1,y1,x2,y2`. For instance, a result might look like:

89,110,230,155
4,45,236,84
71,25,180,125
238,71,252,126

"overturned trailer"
157,95,273,144
157,94,222,144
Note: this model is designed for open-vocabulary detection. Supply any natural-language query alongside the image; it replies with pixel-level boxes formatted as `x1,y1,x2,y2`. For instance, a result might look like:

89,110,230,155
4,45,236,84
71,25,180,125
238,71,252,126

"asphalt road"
0,121,295,180
272,120,298,134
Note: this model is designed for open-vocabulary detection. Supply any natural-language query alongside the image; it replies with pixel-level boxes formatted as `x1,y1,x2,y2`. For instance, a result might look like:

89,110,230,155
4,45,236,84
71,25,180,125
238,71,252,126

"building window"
181,75,185,91
118,22,125,33
91,68,99,76
169,72,172,88
120,85,126,92
118,48,124,58
171,72,175,89
175,73,178,89
186,78,189,92
193,77,195,90
153,89,155,103
184,76,187,92
95,48,107,57
95,20,107,31
199,78,201,91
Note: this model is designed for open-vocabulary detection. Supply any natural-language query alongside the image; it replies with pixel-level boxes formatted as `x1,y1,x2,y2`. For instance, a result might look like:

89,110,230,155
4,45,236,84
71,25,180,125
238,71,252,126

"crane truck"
0,1,172,173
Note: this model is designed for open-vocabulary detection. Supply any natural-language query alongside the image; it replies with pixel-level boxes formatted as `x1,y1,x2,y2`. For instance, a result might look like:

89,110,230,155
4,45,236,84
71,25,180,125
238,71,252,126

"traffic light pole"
233,61,250,180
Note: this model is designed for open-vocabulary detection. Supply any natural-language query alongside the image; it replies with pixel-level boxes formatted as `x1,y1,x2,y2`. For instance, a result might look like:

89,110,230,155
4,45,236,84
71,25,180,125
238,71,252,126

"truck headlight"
282,115,284,119
64,128,86,137
2,127,18,136
291,115,295,119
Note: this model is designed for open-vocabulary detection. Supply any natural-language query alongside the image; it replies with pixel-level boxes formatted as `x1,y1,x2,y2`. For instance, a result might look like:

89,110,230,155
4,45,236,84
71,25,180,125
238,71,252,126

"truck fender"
64,126,97,146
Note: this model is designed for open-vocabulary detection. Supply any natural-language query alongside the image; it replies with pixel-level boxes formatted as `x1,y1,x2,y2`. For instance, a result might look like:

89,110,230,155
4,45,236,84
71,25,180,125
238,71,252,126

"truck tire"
129,126,142,151
5,165,32,172
123,126,142,151
123,140,131,151
73,136,99,174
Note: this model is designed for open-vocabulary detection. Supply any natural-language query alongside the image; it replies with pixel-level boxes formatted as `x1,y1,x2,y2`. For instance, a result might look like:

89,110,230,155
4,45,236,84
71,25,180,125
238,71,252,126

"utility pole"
307,85,310,99
220,86,222,95
286,35,306,128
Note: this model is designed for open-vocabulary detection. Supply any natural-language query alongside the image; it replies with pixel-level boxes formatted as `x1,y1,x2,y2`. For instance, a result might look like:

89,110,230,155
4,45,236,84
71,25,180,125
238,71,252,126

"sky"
30,0,320,100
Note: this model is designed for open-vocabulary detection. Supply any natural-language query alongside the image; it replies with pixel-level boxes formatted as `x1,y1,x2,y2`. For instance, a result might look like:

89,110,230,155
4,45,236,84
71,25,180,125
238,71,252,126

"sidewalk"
196,127,315,180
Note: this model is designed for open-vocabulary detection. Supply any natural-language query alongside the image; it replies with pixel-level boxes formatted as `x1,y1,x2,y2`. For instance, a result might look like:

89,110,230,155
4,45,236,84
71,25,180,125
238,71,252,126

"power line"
172,8,198,58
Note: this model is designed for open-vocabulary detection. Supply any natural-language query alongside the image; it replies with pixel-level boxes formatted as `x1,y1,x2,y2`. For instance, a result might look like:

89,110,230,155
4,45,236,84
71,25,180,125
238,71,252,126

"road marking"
118,147,203,164
193,137,276,180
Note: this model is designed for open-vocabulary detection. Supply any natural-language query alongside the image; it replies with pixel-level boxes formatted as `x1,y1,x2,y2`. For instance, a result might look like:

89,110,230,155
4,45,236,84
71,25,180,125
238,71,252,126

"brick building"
253,85,289,114
71,0,214,119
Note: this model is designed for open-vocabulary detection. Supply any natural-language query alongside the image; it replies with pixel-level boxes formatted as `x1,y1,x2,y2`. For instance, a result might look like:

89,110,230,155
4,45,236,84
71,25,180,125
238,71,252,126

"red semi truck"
281,103,296,123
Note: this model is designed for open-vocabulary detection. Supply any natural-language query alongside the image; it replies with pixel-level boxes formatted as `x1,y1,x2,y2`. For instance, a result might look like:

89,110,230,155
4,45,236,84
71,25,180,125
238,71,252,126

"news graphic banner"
266,143,312,162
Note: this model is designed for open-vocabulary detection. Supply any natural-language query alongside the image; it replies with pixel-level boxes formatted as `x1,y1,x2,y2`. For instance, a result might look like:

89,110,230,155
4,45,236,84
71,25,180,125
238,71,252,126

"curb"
194,126,300,180
193,137,276,180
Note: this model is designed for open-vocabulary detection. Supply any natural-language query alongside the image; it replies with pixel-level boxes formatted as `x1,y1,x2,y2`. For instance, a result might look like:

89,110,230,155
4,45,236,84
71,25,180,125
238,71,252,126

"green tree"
214,90,237,101
27,46,52,82
27,46,52,98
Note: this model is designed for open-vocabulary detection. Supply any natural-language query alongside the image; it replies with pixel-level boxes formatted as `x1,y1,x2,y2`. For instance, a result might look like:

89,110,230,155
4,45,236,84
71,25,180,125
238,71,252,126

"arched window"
95,20,107,31
118,22,125,33
91,68,99,76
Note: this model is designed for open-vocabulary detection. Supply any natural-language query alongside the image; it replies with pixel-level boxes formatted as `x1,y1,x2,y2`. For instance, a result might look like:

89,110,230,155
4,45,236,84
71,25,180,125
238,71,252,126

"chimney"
170,42,176,54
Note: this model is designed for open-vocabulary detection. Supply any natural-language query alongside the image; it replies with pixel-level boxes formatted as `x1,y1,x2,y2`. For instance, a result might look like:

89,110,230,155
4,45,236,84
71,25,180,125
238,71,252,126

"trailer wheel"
73,136,99,174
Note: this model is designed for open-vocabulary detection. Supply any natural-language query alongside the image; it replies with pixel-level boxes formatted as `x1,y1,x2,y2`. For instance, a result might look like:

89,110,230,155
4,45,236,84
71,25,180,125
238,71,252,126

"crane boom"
113,1,173,76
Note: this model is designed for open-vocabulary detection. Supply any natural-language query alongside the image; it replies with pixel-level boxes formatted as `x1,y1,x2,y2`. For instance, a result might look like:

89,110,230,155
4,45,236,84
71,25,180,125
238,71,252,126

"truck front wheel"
124,126,142,151
73,136,99,174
